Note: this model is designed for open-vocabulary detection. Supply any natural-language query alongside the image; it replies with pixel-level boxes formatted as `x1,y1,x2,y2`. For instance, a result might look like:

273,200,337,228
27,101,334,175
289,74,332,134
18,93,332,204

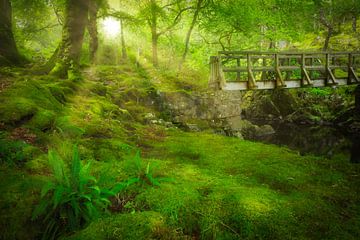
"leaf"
100,189,115,198
89,186,101,195
53,185,66,208
70,145,81,189
32,200,49,220
41,181,55,198
48,150,66,184
111,182,127,194
80,194,92,202
146,173,160,186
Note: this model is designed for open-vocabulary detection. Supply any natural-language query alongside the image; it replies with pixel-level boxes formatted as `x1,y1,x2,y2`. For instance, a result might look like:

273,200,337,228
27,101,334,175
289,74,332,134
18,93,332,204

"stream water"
247,121,360,163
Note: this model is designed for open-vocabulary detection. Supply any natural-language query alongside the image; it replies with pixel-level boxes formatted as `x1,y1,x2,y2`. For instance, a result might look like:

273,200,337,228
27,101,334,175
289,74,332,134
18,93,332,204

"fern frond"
48,150,66,184
41,181,55,198
70,145,81,190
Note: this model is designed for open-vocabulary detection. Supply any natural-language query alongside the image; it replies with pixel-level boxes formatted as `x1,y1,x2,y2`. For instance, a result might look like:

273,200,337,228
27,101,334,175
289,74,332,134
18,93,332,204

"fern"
32,146,119,240
131,151,173,187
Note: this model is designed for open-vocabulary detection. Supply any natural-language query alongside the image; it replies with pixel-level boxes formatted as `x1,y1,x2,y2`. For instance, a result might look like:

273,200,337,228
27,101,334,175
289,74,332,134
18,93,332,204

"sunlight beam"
102,17,120,37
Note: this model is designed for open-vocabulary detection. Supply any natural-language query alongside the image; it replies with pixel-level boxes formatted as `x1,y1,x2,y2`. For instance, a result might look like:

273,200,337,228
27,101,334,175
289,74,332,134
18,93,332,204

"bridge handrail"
209,50,360,90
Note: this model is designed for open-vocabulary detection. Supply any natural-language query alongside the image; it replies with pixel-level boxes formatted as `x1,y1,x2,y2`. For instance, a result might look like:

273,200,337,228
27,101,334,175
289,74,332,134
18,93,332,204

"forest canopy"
1,0,360,73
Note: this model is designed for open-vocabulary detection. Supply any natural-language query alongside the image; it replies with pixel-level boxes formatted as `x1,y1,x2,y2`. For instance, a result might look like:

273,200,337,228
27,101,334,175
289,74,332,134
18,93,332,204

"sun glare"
102,18,120,37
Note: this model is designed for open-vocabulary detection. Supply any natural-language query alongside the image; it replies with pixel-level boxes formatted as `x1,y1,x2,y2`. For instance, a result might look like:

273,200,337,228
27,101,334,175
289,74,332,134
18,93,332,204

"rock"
185,124,201,132
256,124,275,136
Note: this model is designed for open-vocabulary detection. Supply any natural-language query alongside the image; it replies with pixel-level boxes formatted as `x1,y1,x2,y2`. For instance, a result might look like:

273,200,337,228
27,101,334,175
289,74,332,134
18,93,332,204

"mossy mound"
64,211,186,240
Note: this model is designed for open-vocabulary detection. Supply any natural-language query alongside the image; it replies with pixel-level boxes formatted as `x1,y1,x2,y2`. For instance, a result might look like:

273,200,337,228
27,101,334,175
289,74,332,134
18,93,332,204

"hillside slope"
0,63,359,240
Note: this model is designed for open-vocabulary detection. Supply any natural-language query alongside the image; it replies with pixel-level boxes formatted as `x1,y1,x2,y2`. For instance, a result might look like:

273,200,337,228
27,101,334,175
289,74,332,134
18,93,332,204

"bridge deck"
209,51,360,90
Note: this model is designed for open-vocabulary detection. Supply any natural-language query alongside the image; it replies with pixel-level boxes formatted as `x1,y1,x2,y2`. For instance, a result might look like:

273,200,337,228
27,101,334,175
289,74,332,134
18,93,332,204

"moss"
24,154,49,173
27,110,56,130
0,97,38,124
0,167,45,240
64,211,185,240
90,83,107,96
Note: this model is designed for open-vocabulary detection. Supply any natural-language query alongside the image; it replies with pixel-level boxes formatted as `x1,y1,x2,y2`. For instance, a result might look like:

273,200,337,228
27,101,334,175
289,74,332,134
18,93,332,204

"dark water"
247,121,360,163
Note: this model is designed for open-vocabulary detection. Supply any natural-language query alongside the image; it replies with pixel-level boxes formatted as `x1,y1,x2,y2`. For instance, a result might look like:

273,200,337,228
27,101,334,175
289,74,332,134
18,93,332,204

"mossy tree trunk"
120,19,127,60
49,0,90,78
88,0,99,64
323,26,333,51
0,0,22,65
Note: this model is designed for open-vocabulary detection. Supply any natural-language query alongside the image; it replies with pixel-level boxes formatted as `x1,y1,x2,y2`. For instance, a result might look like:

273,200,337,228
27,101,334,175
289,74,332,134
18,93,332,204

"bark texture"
88,0,99,64
179,0,203,69
49,0,90,77
0,0,21,65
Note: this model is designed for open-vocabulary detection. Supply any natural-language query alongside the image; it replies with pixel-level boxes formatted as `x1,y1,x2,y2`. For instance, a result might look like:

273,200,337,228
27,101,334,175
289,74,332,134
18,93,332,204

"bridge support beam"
209,56,226,90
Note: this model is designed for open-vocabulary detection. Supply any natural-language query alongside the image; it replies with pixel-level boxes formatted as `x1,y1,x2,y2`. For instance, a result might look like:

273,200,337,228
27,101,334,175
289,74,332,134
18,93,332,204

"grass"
0,63,359,239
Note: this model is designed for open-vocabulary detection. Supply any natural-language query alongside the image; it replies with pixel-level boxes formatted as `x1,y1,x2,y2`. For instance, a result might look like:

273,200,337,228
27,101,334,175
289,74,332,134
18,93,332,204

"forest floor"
0,62,359,240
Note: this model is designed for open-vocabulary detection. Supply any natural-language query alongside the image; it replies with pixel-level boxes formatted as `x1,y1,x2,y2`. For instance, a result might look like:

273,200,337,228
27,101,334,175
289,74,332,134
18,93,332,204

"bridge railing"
209,51,360,90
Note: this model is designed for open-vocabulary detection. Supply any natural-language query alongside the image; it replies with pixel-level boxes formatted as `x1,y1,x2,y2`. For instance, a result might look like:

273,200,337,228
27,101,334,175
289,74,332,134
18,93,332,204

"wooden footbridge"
209,51,360,90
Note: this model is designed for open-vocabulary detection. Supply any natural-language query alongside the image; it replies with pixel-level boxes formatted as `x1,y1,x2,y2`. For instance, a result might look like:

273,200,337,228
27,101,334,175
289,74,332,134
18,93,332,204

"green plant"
132,151,172,187
32,146,117,240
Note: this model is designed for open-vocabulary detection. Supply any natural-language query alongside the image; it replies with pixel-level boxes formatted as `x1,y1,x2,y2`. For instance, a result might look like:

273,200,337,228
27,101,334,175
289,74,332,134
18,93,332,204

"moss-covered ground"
0,63,359,239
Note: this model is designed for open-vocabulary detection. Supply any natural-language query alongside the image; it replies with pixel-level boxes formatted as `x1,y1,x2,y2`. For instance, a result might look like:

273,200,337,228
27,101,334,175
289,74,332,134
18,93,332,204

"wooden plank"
223,67,273,72
219,51,360,55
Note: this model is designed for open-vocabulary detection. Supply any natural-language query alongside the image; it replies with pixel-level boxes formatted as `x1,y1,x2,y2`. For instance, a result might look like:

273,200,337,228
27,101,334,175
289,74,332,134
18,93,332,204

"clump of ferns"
31,145,133,240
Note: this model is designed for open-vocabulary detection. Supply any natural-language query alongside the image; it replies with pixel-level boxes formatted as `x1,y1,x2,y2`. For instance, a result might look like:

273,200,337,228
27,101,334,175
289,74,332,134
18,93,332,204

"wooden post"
275,53,286,88
301,54,312,86
236,57,241,81
348,53,359,84
247,53,257,89
285,57,291,81
208,56,226,90
325,53,337,85
261,57,267,81
309,57,313,79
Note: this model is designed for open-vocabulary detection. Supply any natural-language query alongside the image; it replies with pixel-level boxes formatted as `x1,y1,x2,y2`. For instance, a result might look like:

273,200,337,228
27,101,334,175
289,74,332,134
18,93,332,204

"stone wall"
159,90,243,123
157,90,274,138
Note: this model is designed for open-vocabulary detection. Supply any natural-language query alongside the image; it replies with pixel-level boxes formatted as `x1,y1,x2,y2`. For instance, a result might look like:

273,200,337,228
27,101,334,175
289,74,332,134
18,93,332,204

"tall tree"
139,0,189,67
0,0,21,65
49,0,90,78
179,0,207,69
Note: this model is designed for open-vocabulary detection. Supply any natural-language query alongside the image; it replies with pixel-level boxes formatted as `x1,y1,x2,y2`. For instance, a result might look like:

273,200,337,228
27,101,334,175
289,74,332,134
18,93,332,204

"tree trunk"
179,0,203,70
151,24,158,67
49,0,89,78
0,0,21,65
323,27,333,51
88,0,98,64
120,19,127,60
353,14,357,33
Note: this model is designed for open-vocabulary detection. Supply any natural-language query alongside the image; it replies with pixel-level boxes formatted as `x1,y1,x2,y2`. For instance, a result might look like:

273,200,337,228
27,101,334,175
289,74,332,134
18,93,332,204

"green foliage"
32,146,115,239
308,87,332,97
129,151,172,187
